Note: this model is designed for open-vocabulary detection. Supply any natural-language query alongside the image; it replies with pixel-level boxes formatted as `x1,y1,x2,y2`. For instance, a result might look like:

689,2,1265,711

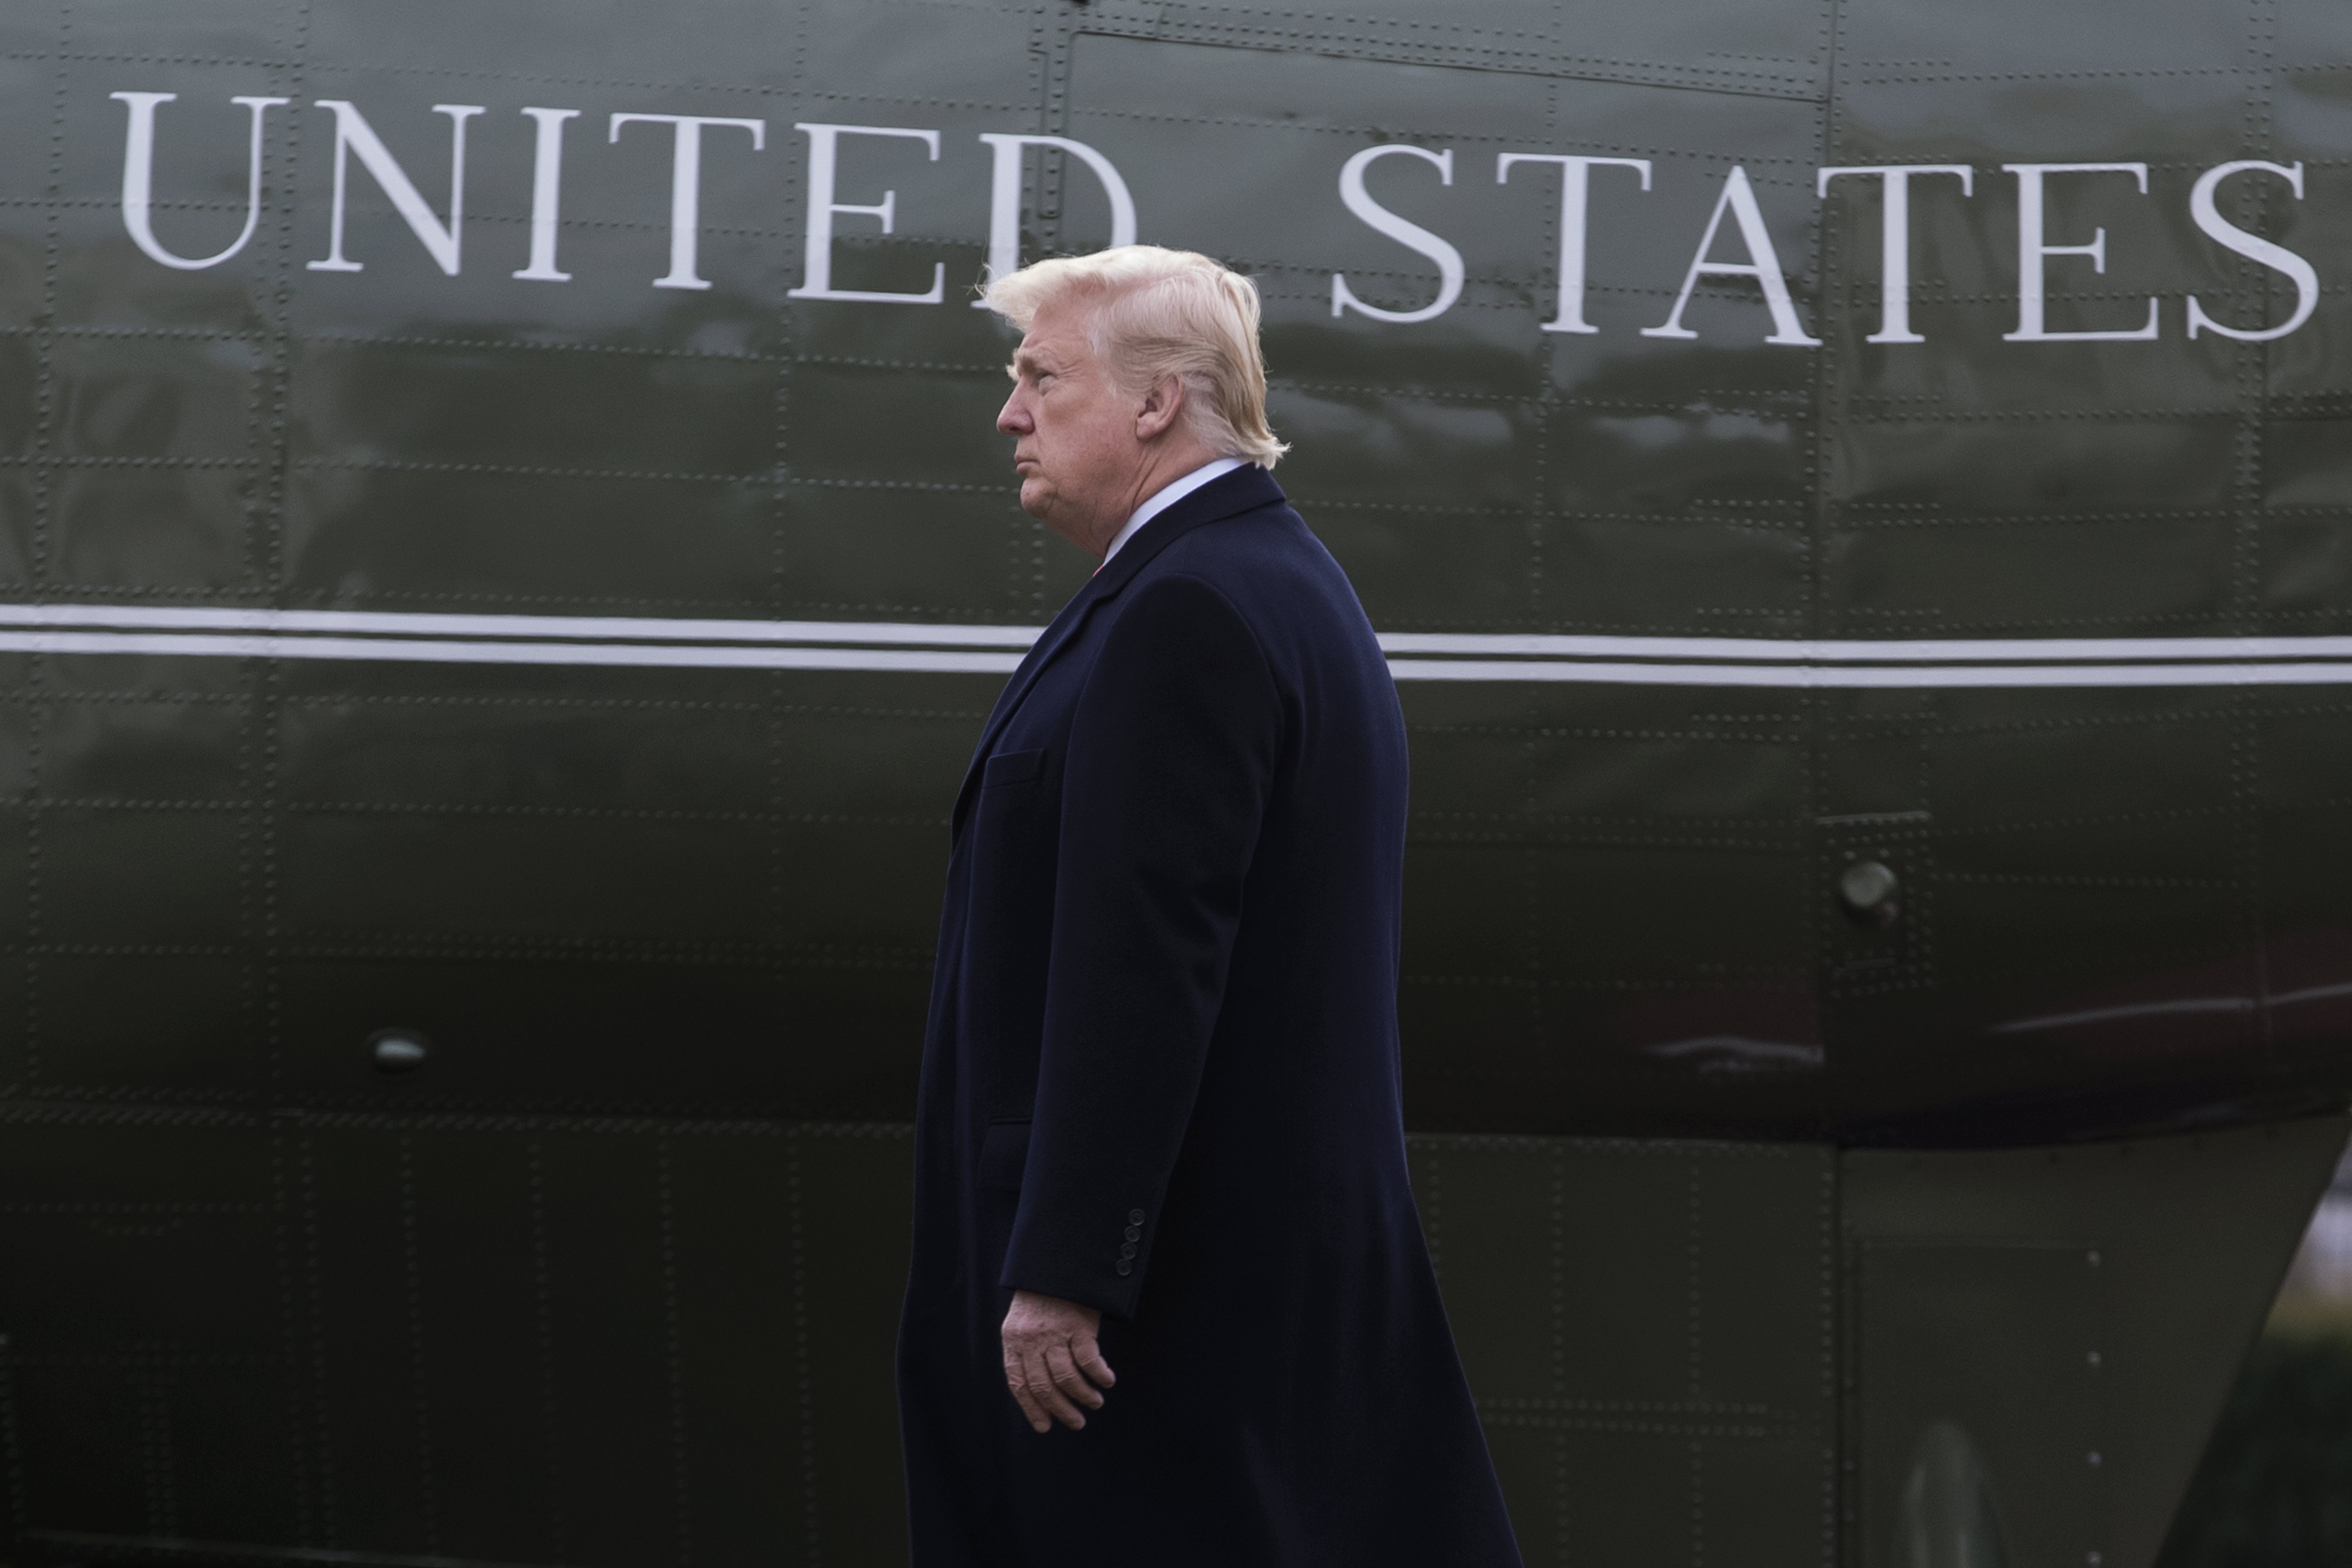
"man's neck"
1089,441,1220,555
1099,456,1246,566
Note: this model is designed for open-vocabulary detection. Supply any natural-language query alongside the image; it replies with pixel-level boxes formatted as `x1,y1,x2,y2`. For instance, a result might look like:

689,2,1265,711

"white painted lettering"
112,92,290,271
1643,166,1819,346
1815,164,1974,343
308,101,485,276
972,133,1137,307
2185,160,2317,343
513,108,579,282
1496,153,1651,334
609,113,767,291
1332,145,1463,324
787,122,946,304
2002,163,2160,342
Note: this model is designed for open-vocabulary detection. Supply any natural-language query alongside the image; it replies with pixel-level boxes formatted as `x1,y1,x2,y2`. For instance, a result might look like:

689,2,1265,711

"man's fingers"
1012,1384,1049,1434
1000,1293,1112,1434
1004,1349,1052,1434
1072,1330,1116,1391
1044,1341,1106,1410
1022,1345,1090,1430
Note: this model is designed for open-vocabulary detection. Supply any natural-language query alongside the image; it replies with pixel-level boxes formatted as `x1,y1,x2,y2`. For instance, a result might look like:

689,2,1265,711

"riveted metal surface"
0,0,2344,1563
0,0,2336,1140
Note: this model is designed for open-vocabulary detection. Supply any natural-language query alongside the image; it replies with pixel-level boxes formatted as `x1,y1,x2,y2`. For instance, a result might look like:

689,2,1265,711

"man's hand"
1001,1289,1116,1433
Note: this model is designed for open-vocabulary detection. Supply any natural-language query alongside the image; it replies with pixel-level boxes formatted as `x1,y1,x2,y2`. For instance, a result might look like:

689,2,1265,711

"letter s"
1331,144,1463,324
2186,160,2318,343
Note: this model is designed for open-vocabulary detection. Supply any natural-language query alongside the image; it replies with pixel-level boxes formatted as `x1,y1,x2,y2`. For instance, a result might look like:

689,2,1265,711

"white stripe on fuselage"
1,605,2349,686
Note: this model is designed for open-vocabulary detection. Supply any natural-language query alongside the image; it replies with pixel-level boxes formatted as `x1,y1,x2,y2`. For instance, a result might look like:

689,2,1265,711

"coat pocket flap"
981,748,1045,787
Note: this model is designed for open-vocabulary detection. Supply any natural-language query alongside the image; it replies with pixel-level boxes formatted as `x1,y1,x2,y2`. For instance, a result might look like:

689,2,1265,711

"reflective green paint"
0,0,2344,1563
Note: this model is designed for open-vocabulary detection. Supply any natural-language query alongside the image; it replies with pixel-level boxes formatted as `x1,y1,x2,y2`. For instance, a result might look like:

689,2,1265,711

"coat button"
1123,1225,1142,1242
1120,1242,1138,1259
1115,1259,1133,1276
1128,1209,1145,1225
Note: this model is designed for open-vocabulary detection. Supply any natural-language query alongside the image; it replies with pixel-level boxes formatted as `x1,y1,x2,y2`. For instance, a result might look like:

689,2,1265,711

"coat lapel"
948,465,1285,842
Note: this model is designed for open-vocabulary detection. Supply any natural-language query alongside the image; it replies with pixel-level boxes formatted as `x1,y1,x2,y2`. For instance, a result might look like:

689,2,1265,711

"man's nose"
997,392,1029,436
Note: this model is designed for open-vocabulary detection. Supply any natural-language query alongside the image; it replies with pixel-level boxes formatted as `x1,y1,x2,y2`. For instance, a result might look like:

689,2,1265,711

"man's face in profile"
997,294,1143,553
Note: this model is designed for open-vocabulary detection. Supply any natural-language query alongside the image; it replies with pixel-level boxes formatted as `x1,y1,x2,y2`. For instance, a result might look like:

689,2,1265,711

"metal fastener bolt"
370,1030,429,1074
1837,860,1901,927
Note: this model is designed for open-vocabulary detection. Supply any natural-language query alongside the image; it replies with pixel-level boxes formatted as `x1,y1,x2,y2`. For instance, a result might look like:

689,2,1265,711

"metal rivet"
2087,1451,2102,1467
1837,860,1900,927
369,1030,429,1074
2087,1350,2102,1369
2086,1250,2102,1268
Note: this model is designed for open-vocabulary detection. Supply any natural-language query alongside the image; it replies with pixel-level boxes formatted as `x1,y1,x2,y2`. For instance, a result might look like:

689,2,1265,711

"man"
896,245,1522,1567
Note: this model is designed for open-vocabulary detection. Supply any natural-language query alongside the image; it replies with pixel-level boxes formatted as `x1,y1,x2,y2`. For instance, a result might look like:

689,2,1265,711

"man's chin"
1017,479,1054,522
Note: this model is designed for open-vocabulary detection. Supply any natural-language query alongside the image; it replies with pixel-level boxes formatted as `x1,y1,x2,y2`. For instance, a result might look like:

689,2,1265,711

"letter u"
112,92,289,270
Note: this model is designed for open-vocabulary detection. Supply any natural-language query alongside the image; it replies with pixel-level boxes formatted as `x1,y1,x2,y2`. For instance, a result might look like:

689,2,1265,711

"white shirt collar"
1101,457,1248,564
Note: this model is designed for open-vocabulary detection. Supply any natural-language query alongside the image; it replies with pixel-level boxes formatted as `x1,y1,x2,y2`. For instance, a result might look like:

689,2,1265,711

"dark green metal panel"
1857,1244,2107,1568
0,0,2342,1137
9,1112,2323,1568
0,0,2342,1563
1844,1115,2352,1568
0,1111,921,1568
1411,1137,1837,1567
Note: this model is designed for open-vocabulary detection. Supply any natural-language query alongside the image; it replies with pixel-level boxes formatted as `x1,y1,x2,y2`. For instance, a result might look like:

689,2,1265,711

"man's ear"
1134,375,1185,441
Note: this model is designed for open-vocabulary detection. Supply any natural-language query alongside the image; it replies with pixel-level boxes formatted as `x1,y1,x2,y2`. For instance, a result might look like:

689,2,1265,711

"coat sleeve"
999,570,1283,1316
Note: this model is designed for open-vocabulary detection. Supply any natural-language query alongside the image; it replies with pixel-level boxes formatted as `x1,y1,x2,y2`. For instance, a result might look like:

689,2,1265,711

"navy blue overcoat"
897,466,1522,1567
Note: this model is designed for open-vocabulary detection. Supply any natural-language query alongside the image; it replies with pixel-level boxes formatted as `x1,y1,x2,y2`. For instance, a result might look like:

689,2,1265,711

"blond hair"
983,245,1288,470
